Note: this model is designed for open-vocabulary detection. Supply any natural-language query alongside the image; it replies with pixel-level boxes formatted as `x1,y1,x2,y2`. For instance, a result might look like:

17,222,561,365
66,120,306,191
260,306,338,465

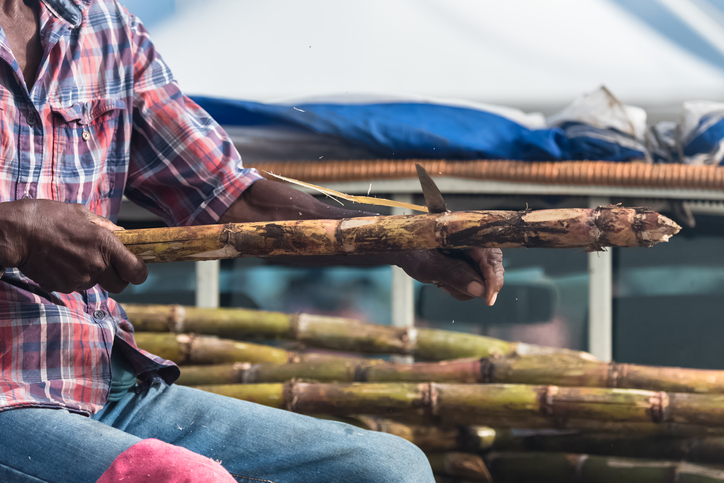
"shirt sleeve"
125,13,264,227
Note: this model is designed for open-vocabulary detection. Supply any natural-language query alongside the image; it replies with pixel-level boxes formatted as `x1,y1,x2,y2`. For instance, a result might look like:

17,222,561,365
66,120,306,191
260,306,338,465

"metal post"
391,193,415,363
588,196,613,361
195,260,220,308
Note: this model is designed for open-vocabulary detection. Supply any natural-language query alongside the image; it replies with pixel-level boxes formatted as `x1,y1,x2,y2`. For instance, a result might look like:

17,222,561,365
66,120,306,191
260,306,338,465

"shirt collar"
39,0,86,29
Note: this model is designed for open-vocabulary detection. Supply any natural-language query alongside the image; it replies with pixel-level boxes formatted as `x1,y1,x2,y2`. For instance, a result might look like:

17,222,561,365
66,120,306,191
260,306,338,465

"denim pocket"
51,99,127,209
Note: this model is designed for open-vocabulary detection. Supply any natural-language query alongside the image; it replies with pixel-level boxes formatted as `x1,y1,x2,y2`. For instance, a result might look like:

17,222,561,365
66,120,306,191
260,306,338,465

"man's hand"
395,248,504,306
0,200,148,294
221,179,504,305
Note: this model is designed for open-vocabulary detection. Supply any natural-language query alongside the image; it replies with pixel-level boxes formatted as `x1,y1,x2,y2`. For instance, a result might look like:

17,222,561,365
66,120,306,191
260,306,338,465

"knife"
415,164,448,214
415,163,487,298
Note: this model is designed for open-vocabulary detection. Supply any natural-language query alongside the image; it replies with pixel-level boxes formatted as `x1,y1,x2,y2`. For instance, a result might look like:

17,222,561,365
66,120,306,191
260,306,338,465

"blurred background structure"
115,0,724,370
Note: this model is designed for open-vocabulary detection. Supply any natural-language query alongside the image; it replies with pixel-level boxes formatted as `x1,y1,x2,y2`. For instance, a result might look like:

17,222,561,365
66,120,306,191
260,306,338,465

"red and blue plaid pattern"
0,0,262,414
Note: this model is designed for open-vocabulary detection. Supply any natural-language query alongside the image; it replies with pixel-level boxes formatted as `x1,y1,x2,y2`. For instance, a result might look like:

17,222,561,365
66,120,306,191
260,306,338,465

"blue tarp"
192,96,647,162
192,94,724,165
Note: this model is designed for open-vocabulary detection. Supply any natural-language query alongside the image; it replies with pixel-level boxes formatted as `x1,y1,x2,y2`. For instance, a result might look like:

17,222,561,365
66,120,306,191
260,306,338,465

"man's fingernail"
487,292,498,306
466,281,484,297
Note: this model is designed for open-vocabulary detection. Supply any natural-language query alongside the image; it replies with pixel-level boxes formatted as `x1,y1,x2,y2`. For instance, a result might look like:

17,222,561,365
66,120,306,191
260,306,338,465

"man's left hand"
395,247,504,306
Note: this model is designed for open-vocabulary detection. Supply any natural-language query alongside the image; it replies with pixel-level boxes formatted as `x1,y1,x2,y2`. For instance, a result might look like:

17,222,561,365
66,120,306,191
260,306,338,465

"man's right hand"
0,199,148,294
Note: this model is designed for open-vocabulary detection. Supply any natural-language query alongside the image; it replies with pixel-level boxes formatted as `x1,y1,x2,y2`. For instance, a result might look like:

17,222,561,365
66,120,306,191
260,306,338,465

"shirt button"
21,195,29,199
93,310,106,320
82,131,90,141
26,114,36,126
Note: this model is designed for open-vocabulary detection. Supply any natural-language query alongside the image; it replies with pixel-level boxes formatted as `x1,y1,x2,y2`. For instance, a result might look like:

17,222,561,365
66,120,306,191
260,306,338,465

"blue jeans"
0,381,434,483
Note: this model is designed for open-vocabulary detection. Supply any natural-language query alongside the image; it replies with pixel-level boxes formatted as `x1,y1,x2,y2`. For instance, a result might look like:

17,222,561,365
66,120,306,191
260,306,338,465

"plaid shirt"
0,0,262,414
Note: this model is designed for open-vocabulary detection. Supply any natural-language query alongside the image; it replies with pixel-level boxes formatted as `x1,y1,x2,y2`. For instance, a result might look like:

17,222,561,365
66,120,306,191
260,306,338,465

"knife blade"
415,164,448,213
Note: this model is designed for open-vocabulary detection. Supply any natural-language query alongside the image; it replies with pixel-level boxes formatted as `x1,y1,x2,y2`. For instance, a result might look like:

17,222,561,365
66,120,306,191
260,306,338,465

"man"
0,0,504,481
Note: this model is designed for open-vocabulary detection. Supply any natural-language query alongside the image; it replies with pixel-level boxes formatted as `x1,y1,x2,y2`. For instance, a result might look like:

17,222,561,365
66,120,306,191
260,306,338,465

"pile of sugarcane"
126,303,724,482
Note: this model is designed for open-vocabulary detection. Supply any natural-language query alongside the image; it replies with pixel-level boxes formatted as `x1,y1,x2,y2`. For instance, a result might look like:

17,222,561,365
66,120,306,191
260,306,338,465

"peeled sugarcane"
427,453,492,482
115,207,679,263
124,304,594,361
175,356,724,396
192,382,724,429
485,452,724,483
133,332,363,365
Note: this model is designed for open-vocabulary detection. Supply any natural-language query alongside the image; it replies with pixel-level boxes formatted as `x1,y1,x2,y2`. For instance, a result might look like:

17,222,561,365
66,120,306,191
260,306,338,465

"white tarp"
141,0,724,109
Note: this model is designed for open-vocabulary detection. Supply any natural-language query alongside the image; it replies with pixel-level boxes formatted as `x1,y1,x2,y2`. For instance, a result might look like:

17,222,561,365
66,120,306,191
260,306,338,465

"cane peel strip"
265,171,429,213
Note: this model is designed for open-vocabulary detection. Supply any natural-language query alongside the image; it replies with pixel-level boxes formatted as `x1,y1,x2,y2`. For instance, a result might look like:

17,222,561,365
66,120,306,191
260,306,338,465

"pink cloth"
96,438,237,483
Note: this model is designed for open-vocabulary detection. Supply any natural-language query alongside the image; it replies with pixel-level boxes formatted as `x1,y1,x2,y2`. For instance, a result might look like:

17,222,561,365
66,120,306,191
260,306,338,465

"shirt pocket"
51,99,127,207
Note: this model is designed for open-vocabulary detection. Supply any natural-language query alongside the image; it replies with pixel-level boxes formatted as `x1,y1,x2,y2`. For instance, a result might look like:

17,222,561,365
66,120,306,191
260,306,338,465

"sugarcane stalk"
434,477,478,483
351,416,485,452
115,207,679,263
533,420,724,437
485,452,724,483
174,354,724,398
427,453,492,482
351,417,724,463
133,332,360,365
192,382,724,429
488,354,724,394
487,431,724,465
122,304,293,337
349,417,724,457
429,423,724,464
123,304,594,361
176,358,485,386
357,420,500,459
171,348,724,394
